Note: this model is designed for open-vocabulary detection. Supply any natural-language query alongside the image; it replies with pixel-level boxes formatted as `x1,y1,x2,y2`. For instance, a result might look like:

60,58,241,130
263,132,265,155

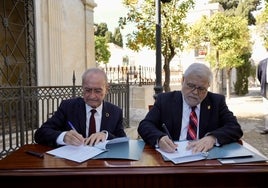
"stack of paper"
46,137,130,163
157,140,268,164
156,140,207,164
214,142,268,164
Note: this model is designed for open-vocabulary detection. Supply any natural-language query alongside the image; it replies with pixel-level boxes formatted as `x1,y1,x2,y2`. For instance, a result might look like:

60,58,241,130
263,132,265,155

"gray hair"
183,63,212,83
82,67,108,85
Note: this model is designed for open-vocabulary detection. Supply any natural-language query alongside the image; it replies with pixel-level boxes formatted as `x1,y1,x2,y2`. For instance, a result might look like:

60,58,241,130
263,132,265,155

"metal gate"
0,0,36,86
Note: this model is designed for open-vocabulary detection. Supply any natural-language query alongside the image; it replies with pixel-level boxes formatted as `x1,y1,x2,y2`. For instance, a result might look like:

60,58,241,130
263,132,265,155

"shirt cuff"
205,132,220,146
56,132,67,145
101,130,108,140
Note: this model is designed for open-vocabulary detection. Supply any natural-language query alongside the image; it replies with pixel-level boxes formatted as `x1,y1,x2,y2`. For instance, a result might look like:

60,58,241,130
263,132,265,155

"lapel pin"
106,113,109,117
208,105,211,110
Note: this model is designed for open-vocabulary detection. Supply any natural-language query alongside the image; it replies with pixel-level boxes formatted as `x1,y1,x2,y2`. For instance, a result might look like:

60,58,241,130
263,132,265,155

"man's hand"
84,132,107,146
64,130,85,146
158,135,178,153
186,135,216,153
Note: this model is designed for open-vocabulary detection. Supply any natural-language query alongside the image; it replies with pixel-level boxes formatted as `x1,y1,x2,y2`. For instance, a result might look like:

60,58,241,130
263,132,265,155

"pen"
26,150,44,158
162,123,172,140
162,123,177,151
68,121,77,131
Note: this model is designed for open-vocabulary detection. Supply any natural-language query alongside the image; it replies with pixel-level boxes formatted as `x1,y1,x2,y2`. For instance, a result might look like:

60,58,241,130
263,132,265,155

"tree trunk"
163,59,170,92
212,50,221,93
226,68,231,99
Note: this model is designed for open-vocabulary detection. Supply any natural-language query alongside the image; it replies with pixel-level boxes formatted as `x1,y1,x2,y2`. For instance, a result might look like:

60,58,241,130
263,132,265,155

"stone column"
48,0,63,85
82,0,97,68
35,0,97,86
35,0,67,85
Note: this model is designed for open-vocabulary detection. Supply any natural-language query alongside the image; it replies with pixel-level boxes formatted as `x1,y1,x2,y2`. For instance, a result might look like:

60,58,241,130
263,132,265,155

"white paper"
46,145,105,163
156,140,207,164
46,137,129,163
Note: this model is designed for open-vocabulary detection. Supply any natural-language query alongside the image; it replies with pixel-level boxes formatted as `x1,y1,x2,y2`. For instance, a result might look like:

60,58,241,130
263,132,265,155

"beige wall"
129,85,181,123
35,0,97,86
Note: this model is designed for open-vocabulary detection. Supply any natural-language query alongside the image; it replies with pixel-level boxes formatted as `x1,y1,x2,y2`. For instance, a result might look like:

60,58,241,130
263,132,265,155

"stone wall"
129,85,181,125
35,0,97,86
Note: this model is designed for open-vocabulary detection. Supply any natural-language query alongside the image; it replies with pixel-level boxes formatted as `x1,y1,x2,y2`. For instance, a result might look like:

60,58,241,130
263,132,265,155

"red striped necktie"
187,106,198,140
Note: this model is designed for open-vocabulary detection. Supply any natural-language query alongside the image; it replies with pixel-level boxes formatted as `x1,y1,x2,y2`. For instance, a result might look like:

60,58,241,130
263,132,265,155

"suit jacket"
34,97,126,147
138,91,243,147
257,58,267,97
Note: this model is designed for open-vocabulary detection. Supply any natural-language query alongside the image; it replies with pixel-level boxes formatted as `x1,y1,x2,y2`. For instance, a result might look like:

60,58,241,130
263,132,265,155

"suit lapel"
199,95,212,138
172,92,183,139
100,102,109,130
77,99,87,137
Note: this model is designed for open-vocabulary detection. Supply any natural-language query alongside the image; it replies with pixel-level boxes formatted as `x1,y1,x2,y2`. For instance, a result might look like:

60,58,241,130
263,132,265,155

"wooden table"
0,143,267,188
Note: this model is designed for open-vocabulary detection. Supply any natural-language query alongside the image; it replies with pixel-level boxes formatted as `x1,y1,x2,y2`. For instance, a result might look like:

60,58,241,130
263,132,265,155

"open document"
156,140,207,164
93,139,145,160
46,137,129,163
157,140,263,164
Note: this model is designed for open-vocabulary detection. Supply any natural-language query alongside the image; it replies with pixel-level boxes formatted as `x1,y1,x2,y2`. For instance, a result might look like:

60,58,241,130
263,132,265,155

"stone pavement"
226,87,268,157
125,87,268,157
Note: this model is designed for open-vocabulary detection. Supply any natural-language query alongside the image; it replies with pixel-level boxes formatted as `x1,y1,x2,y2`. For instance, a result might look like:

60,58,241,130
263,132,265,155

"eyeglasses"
83,88,104,95
186,83,207,94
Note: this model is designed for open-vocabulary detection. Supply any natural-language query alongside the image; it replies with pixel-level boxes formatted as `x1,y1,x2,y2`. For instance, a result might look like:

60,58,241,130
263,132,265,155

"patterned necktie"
187,106,198,140
89,109,97,136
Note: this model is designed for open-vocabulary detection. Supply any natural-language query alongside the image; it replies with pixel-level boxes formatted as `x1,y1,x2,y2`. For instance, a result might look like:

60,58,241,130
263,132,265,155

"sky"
94,0,266,30
93,0,209,36
94,0,129,32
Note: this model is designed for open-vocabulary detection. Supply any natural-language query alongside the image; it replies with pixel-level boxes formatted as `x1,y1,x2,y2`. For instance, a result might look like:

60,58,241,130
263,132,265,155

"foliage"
94,23,124,64
188,12,251,96
188,13,251,69
95,36,111,64
105,31,113,43
120,0,194,92
95,23,109,36
210,0,261,95
256,1,268,49
113,27,123,47
234,52,252,95
210,0,261,25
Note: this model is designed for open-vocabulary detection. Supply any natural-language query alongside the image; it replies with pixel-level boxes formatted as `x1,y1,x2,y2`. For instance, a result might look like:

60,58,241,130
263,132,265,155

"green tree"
188,13,251,98
95,23,109,36
210,0,261,25
105,31,113,43
94,23,111,65
95,36,111,65
234,52,252,95
113,27,123,47
210,0,261,96
94,23,124,65
256,0,268,49
120,0,194,92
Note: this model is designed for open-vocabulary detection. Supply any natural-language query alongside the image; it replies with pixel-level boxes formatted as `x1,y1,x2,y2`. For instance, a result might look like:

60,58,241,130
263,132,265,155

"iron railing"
0,84,129,159
102,65,156,85
0,66,182,159
102,65,182,86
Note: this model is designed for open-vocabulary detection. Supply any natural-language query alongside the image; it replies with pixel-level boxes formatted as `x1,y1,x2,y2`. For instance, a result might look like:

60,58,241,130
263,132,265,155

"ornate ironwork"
0,0,36,86
0,84,129,159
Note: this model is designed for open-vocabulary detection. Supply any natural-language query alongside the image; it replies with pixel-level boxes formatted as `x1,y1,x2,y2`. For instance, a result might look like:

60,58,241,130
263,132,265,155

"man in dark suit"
257,57,267,98
257,57,268,134
138,63,243,153
34,68,126,147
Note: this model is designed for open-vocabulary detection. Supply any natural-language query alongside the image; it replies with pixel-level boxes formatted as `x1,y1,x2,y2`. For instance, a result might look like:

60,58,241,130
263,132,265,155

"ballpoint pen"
162,123,177,151
162,123,172,139
68,121,77,131
26,150,44,158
